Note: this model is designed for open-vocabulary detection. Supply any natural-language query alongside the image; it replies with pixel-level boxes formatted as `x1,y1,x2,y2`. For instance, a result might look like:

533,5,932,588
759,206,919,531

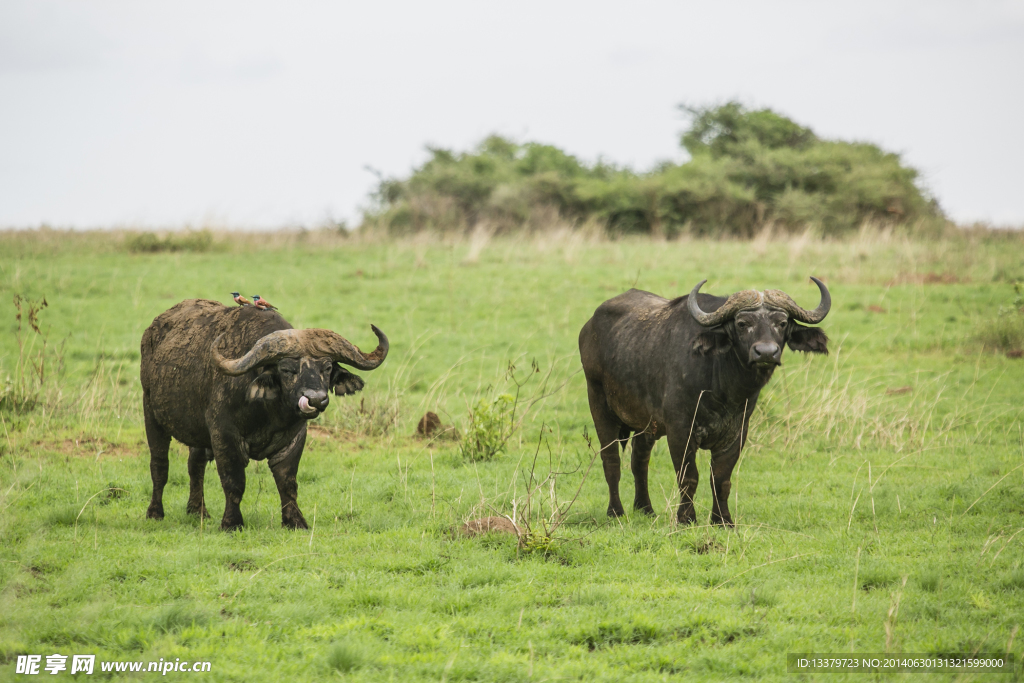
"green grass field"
1,228,1023,681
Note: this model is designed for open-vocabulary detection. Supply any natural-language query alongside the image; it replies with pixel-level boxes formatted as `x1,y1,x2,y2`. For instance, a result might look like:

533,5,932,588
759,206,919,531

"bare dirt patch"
459,516,519,537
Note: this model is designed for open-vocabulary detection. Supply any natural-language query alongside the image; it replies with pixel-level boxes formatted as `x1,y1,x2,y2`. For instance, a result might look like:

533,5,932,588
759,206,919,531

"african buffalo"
579,278,830,526
140,299,388,530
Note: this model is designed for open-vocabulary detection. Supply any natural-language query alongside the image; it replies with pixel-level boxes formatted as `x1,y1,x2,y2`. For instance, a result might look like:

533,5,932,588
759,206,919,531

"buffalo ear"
331,363,365,397
692,328,731,356
247,369,280,401
787,324,829,354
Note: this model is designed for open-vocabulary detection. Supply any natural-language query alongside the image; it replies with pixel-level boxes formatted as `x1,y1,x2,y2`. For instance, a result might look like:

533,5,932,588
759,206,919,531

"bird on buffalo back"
251,296,276,313
231,292,252,307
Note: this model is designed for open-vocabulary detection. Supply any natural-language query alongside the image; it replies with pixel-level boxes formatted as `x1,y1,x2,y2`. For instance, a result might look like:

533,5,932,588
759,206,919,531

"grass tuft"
332,395,400,437
1000,569,1024,592
459,567,511,588
859,567,901,591
741,583,779,609
326,641,363,673
46,506,80,527
974,315,1024,355
150,604,208,634
570,620,663,650
918,568,942,593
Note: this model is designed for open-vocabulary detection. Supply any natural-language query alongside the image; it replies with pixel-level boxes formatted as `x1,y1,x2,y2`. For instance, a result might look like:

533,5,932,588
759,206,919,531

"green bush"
361,102,943,237
459,394,516,462
1,294,59,414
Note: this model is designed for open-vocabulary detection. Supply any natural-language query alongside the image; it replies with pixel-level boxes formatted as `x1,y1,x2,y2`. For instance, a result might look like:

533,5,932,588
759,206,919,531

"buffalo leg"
586,380,629,517
144,396,171,521
269,429,308,529
630,431,657,515
709,439,741,528
666,428,700,525
186,447,212,518
211,439,247,531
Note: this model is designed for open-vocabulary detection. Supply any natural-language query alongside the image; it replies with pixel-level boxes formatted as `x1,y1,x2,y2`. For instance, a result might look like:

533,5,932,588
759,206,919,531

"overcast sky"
1,1,1022,229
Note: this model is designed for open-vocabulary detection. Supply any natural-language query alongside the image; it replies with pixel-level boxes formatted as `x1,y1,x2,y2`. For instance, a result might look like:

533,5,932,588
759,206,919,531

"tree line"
361,102,944,238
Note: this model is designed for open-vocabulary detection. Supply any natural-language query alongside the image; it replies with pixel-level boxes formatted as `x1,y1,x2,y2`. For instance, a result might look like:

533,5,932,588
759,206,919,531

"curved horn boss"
688,276,831,326
763,276,831,324
686,280,764,327
213,325,389,376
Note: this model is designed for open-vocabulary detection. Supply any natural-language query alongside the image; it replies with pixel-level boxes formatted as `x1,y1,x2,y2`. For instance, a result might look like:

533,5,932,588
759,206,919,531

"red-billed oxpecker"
253,295,277,311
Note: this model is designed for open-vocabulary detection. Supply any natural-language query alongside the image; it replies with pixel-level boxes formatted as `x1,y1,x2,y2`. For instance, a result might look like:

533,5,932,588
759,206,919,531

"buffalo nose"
306,390,329,410
751,342,781,364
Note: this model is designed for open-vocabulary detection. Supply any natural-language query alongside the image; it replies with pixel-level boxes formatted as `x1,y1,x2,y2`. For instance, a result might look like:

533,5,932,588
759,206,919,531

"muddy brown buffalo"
140,299,387,530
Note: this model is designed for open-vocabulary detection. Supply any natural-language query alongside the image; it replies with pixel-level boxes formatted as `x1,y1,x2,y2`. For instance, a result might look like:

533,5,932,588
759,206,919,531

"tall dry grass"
752,346,1022,457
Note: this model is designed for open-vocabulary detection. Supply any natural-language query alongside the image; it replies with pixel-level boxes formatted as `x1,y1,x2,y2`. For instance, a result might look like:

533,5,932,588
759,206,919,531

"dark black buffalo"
579,278,831,525
140,299,388,530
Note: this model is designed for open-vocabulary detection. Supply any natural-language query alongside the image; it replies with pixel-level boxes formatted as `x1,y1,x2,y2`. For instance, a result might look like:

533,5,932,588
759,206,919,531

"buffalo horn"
763,277,831,324
213,325,389,376
686,280,764,327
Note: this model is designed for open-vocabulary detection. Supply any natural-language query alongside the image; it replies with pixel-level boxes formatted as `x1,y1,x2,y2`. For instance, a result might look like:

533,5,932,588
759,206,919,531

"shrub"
361,102,943,237
459,394,516,462
1,294,61,414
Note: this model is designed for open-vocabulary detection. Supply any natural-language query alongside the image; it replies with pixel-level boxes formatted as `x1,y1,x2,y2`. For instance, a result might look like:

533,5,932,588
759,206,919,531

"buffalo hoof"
186,503,210,519
220,517,244,532
607,503,625,518
676,509,697,526
146,504,164,520
711,514,735,529
633,501,655,516
281,511,308,530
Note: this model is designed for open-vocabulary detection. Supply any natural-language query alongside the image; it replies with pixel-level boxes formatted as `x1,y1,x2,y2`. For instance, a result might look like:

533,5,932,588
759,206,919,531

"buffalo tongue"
298,396,317,414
